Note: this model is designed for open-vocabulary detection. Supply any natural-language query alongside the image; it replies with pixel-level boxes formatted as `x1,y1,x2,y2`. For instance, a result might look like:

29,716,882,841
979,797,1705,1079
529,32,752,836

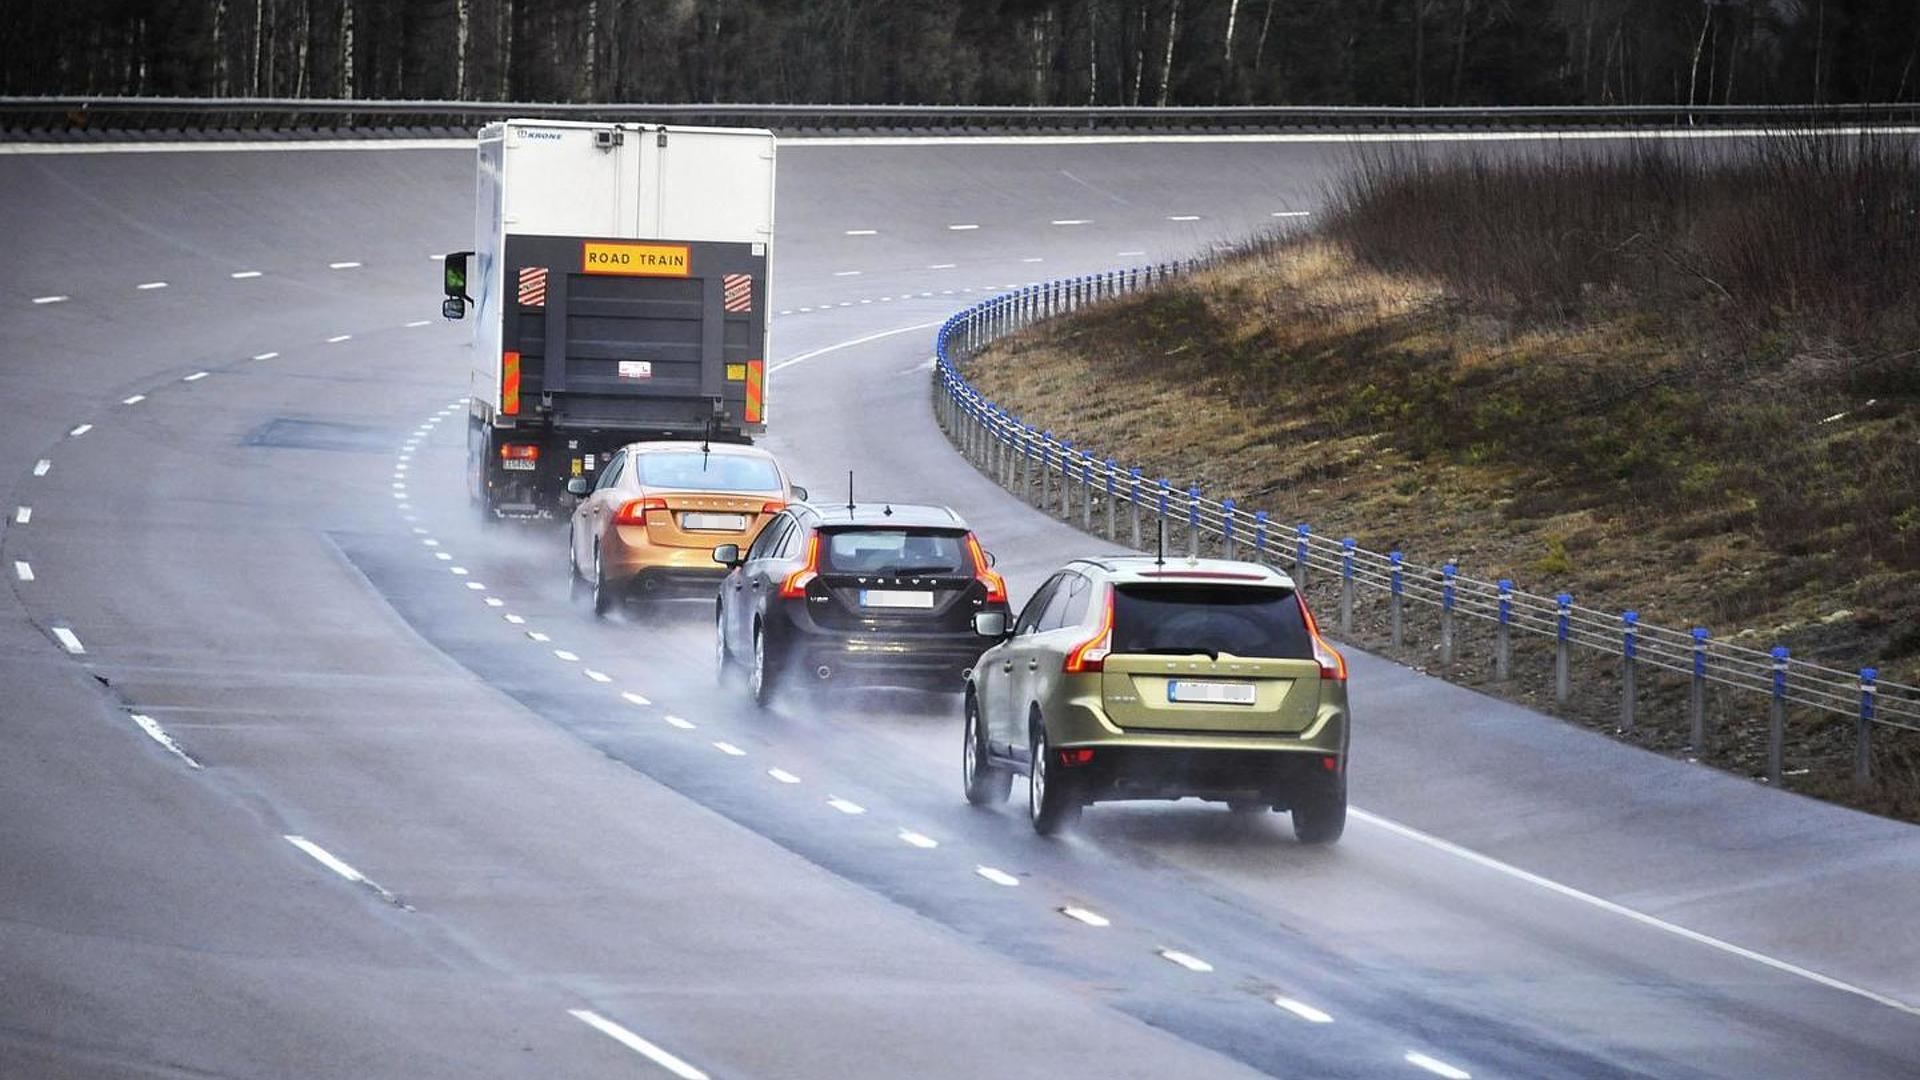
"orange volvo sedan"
566,442,803,616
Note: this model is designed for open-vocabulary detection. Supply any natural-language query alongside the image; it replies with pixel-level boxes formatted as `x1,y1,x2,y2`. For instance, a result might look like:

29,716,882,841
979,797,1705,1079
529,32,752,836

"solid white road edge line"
50,627,84,654
282,835,407,908
1349,807,1920,1016
1404,1051,1472,1079
130,714,202,769
1272,996,1334,1024
568,1009,710,1080
769,321,943,376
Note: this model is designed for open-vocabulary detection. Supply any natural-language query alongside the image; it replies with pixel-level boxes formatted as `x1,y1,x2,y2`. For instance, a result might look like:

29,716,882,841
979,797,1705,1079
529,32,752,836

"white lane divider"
583,669,612,683
947,223,980,231
663,715,696,730
328,261,362,270
283,835,409,909
1405,1051,1471,1079
229,270,262,279
13,507,29,524
1168,214,1202,221
527,631,550,642
434,552,452,560
449,566,469,575
183,371,209,382
826,797,865,815
14,560,34,581
1116,250,1146,257
833,270,863,277
484,597,504,607
130,713,202,769
32,295,70,305
504,614,526,625
553,649,580,662
122,394,145,405
1060,906,1111,927
68,424,91,437
327,333,352,344
768,768,801,784
251,351,279,361
33,459,51,476
975,866,1019,887
1272,210,1311,218
137,280,168,290
622,692,652,707
1272,996,1334,1024
1050,219,1092,226
464,582,486,591
844,228,878,236
898,830,939,849
406,319,432,328
50,627,84,653
927,263,957,270
421,538,439,546
713,741,746,757
568,1009,709,1080
1158,949,1214,973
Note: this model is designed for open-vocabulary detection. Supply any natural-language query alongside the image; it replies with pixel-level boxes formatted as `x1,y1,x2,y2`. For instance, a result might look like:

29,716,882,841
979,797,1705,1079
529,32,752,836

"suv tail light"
1064,586,1114,674
1298,596,1347,681
499,443,539,461
613,496,668,526
780,533,820,598
964,533,1007,603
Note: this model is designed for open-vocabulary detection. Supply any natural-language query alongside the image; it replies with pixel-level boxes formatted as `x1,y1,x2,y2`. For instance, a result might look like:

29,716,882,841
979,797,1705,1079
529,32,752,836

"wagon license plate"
1168,680,1257,705
680,512,747,532
860,589,934,609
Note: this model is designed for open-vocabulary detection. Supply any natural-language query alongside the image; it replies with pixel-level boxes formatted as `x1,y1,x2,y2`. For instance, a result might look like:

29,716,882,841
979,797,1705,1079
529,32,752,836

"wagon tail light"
1063,587,1114,674
780,533,820,598
613,496,668,526
964,533,1006,603
1299,595,1347,682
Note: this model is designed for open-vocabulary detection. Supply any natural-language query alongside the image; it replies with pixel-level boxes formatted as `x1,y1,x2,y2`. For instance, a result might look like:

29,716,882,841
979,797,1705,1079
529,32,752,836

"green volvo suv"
961,556,1350,842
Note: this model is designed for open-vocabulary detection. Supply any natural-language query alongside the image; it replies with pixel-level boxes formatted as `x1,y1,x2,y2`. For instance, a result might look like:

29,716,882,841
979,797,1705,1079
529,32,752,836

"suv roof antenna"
1155,516,1167,568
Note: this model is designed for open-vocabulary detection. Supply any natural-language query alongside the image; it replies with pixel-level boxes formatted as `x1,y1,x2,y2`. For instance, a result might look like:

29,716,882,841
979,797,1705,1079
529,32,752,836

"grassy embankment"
962,136,1920,820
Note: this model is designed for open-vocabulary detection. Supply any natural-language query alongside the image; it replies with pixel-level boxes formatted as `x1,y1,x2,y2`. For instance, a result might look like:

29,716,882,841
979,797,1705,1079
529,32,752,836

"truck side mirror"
565,477,590,497
443,251,473,300
442,296,466,320
973,611,1008,638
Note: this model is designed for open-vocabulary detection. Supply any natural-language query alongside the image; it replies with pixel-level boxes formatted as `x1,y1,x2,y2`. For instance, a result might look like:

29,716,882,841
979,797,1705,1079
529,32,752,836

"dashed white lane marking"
1050,219,1092,226
33,460,51,476
504,614,526,625
229,270,262,279
826,797,865,815
326,334,352,344
621,692,652,707
898,830,939,849
1350,807,1920,1016
449,566,469,575
1117,250,1147,257
122,394,145,405
1060,906,1111,927
1273,996,1334,1023
527,630,550,642
51,627,84,653
927,263,957,270
713,741,746,756
777,309,793,316
844,228,878,236
434,551,452,560
136,281,168,290
67,424,90,437
421,538,439,547
832,270,863,277
31,295,69,305
251,351,279,360
13,561,33,582
328,261,362,270
130,713,201,769
1272,210,1312,218
406,319,432,328
183,371,209,382
1168,214,1201,221
1021,257,1044,263
13,507,28,524
464,582,485,591
282,835,406,908
568,1009,709,1080
553,649,580,662
484,597,504,607
975,866,1019,887
947,223,980,231
1158,949,1214,973
1405,1051,1471,1079
767,768,800,784
663,715,696,730
583,669,611,683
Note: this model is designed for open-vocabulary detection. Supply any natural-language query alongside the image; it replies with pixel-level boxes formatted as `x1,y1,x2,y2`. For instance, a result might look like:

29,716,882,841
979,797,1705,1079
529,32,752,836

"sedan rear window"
632,452,781,493
1112,585,1313,661
822,529,969,576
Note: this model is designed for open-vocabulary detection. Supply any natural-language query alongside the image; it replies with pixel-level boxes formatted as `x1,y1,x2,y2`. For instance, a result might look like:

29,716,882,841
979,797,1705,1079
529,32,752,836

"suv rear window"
632,452,781,493
821,529,969,575
1112,585,1313,660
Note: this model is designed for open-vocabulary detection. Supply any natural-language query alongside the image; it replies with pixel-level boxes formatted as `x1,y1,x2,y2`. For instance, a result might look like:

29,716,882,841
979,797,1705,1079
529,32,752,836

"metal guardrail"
933,264,1918,791
6,97,1920,137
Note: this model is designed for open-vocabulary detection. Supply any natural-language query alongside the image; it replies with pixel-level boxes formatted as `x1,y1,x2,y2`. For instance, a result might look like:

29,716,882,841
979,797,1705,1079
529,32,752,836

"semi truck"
442,119,777,519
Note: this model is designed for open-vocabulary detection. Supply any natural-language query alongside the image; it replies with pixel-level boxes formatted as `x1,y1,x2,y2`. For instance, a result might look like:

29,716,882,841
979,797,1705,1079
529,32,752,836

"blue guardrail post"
1768,646,1789,784
1620,611,1638,731
1856,667,1877,790
1186,485,1201,559
1389,551,1404,647
1222,499,1237,559
1253,511,1268,565
1689,628,1710,752
1339,539,1356,634
1495,580,1513,681
1440,563,1457,665
1294,524,1311,589
1104,459,1117,540
1555,594,1573,705
1129,468,1143,549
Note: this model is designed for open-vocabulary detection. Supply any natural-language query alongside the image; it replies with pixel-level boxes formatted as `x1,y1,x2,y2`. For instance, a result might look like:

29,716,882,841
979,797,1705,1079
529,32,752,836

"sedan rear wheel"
567,527,586,602
591,544,614,618
1028,722,1080,835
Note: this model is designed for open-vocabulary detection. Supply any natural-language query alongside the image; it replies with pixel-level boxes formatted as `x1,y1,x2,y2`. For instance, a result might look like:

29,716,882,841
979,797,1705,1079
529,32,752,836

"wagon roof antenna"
1156,516,1167,568
847,470,855,514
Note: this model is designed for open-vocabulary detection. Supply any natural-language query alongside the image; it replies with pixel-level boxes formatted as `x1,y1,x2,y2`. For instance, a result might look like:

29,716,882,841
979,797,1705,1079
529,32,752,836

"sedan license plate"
1167,680,1257,706
860,589,934,609
680,512,747,532
501,459,536,471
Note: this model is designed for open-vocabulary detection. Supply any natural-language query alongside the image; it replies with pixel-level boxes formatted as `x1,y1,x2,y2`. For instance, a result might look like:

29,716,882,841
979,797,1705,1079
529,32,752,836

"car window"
748,515,791,561
1037,572,1087,632
1111,585,1314,660
818,528,969,575
1014,574,1064,636
632,451,781,493
776,520,809,559
593,452,625,492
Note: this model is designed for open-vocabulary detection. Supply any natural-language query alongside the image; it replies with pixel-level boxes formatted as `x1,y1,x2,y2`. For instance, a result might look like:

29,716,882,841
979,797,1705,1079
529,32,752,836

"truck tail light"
1299,596,1347,681
780,534,820,598
501,350,521,416
1063,587,1114,674
499,444,539,461
613,497,668,526
964,533,1007,603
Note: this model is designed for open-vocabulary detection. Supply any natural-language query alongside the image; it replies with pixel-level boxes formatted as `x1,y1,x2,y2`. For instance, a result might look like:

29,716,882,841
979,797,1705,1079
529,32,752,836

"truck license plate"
680,512,747,532
501,459,536,471
1168,680,1257,705
860,589,934,609
617,360,653,379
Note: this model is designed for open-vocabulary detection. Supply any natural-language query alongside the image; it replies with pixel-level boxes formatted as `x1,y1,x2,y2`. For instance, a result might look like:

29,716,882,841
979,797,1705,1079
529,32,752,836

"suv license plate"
860,589,934,609
681,512,747,532
1168,680,1257,705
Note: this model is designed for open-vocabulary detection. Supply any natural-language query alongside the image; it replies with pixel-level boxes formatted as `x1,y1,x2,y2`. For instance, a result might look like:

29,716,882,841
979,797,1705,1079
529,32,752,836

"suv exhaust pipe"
816,665,832,680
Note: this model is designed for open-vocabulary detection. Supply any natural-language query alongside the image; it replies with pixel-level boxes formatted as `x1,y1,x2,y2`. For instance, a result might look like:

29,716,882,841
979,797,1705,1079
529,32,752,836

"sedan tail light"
613,496,668,526
1063,586,1114,674
759,500,787,516
964,533,1007,603
1298,596,1347,681
780,533,820,598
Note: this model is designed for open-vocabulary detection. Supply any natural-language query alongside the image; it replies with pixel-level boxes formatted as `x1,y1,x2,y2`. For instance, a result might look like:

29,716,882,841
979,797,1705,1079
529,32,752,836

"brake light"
613,497,668,526
760,500,786,516
1058,748,1095,767
499,444,539,461
780,533,820,598
964,533,1007,603
1064,587,1114,674
1298,596,1347,681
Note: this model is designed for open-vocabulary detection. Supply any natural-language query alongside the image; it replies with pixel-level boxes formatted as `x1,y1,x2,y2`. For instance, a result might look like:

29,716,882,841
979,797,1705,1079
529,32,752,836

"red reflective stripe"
502,350,520,416
744,359,764,423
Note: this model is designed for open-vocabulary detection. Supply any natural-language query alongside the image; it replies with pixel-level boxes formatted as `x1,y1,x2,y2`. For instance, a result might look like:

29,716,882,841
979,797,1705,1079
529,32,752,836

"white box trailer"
444,119,776,518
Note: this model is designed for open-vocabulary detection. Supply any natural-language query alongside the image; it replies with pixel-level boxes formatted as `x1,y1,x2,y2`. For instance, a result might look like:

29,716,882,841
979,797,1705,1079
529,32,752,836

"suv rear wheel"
1027,721,1080,835
962,691,1011,806
1291,779,1346,845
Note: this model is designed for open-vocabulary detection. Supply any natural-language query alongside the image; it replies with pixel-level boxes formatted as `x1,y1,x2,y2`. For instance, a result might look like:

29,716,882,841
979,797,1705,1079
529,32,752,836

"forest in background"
4,1,1918,108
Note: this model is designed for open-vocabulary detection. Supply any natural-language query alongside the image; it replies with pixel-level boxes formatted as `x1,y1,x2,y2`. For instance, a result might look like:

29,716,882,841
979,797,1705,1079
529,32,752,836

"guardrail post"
1441,563,1457,665
1187,486,1202,558
1294,525,1311,588
1857,668,1877,790
1619,611,1638,732
1222,499,1237,559
1389,551,1404,647
1039,432,1053,510
1021,428,1035,505
1556,594,1574,704
1495,580,1513,681
1254,511,1269,565
1129,469,1143,549
1104,459,1117,539
1689,628,1709,752
1059,440,1074,519
1156,479,1171,554
1768,646,1788,784
1339,539,1356,634
1081,452,1095,530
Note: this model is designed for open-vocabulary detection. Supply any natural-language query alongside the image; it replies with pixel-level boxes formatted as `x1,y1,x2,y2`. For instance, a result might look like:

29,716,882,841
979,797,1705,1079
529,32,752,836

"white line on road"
464,582,485,591
122,394,145,405
553,649,580,662
832,269,863,276
1158,949,1214,973
713,741,746,756
826,797,865,815
1272,210,1312,218
527,630,550,642
1350,807,1920,1016
1273,996,1334,1023
50,627,84,653
1168,214,1202,221
136,280,168,290
183,371,209,382
33,460,51,476
31,295,69,305
484,597,503,607
568,1009,709,1080
13,507,29,524
663,715,695,729
326,334,352,344
621,692,652,707
229,270,262,279
975,866,1019,887
844,228,878,236
434,552,451,560
421,538,438,546
927,262,957,269
252,351,279,361
14,561,33,581
1116,250,1146,257
1405,1051,1471,1079
898,830,938,849
67,424,91,437
449,566,468,575
406,319,432,328
328,261,362,269
282,835,407,908
769,321,943,376
768,768,800,784
583,669,611,683
1050,219,1092,226
130,713,201,769
504,614,525,625
1060,906,1111,927
947,223,980,230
